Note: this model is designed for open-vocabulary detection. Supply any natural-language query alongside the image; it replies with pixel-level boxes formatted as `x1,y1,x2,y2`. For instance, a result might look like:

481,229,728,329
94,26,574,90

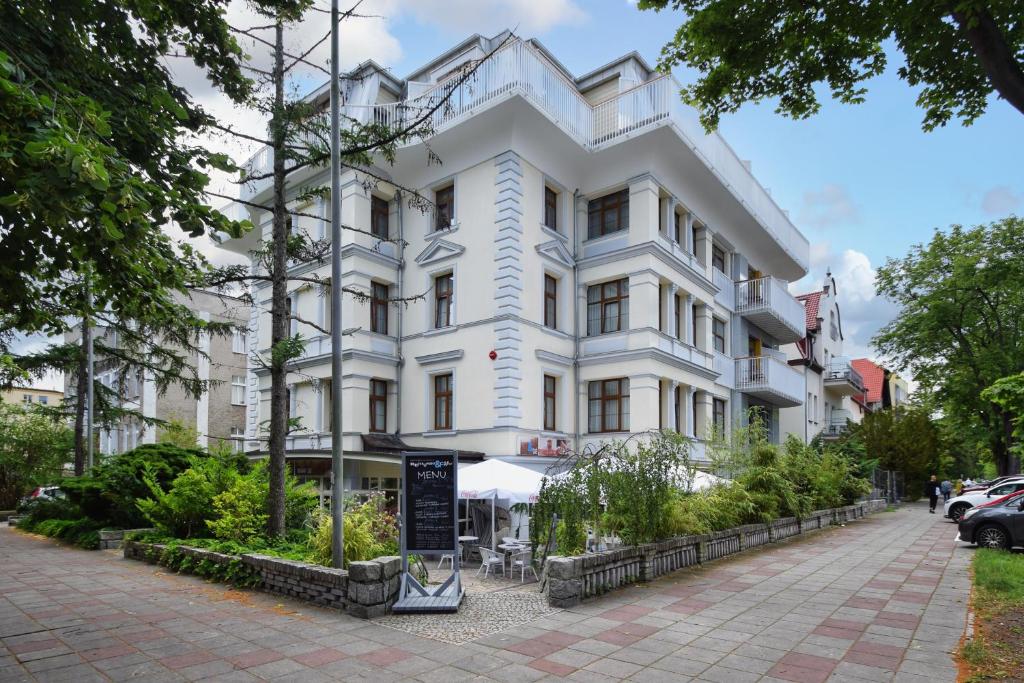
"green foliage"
61,443,204,528
0,403,72,508
982,372,1024,463
856,406,943,500
207,466,269,542
739,440,800,522
636,0,1023,131
137,449,245,538
874,218,1024,476
554,519,587,556
305,495,398,568
18,515,102,549
667,483,756,536
156,420,201,450
782,437,870,512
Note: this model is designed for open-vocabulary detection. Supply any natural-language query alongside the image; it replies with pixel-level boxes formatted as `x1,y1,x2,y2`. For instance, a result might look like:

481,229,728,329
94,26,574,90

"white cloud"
980,185,1022,216
798,183,860,230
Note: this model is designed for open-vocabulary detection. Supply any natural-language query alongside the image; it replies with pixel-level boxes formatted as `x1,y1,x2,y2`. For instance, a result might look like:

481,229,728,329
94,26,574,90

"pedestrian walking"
940,479,952,502
924,475,941,513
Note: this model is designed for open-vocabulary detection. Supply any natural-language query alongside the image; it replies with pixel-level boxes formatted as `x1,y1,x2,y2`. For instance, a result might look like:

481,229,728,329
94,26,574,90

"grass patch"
960,549,1024,681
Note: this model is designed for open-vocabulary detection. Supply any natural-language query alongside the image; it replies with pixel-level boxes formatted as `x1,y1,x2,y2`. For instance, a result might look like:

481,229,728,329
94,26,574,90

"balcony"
735,276,805,342
823,359,863,396
580,329,715,374
237,39,808,272
821,410,854,440
712,268,735,311
735,355,803,407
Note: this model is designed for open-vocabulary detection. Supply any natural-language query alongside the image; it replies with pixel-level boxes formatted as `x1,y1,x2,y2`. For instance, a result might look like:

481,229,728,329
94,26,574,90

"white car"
945,478,1024,522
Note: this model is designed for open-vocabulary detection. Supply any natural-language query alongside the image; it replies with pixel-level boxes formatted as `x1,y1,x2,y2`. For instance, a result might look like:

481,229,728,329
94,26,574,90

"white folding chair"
477,547,506,578
511,549,538,582
437,543,462,569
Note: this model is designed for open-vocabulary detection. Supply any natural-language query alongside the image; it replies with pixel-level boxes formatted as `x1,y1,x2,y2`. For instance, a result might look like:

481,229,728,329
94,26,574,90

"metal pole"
86,271,95,470
329,0,345,569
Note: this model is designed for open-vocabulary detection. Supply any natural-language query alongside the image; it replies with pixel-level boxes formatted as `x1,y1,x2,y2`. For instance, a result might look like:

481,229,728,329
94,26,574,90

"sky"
14,0,1024,389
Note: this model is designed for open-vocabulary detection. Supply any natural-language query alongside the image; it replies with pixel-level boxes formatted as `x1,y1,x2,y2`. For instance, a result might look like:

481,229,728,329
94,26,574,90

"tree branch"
950,6,1024,117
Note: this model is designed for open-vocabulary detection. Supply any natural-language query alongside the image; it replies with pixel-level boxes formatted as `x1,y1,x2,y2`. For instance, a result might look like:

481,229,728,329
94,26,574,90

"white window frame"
231,375,246,406
425,368,456,433
427,266,456,331
232,329,247,354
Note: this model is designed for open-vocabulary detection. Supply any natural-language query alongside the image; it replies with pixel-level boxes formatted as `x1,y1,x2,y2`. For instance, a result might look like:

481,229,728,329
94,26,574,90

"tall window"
691,222,699,255
321,379,332,431
371,195,389,239
712,245,726,273
371,282,388,334
543,375,557,431
691,303,698,346
543,275,558,329
435,184,454,231
21,394,32,404
231,375,246,406
674,211,682,244
544,186,558,230
587,279,629,336
588,378,630,433
713,317,726,353
587,189,629,239
38,395,48,405
369,379,387,433
675,384,683,433
434,273,453,328
674,293,683,340
713,398,726,434
231,427,244,453
232,329,246,354
434,374,453,430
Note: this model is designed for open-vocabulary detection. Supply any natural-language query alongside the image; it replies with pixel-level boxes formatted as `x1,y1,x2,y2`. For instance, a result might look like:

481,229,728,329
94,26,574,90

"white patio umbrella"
458,459,545,550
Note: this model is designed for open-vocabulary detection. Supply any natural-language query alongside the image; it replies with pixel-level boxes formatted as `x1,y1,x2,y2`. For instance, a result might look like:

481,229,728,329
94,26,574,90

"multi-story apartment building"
63,289,250,456
222,32,810,496
780,272,866,443
851,358,910,414
1,386,63,407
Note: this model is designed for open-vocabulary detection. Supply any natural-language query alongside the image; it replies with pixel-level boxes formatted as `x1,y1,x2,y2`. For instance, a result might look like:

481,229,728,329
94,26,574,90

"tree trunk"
951,7,1024,117
73,315,89,476
266,19,289,537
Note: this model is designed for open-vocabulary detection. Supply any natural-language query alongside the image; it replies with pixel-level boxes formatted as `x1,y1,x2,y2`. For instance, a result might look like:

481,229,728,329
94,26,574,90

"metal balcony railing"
734,276,805,342
735,355,803,407
824,359,864,391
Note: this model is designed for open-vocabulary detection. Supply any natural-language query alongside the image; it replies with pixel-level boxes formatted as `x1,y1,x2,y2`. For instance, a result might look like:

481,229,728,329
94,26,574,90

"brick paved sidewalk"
0,503,969,682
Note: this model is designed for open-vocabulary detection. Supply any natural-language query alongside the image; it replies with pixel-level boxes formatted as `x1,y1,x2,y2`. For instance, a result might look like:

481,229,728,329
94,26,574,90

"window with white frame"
231,427,244,453
38,395,48,405
433,373,453,431
434,273,453,328
544,185,559,231
21,394,32,404
232,328,246,354
231,375,246,405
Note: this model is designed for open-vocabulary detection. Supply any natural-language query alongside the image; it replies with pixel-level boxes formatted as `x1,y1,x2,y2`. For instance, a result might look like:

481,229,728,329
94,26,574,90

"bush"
61,443,209,528
207,466,268,542
738,440,800,522
19,515,102,549
306,494,398,567
668,483,757,536
137,449,243,537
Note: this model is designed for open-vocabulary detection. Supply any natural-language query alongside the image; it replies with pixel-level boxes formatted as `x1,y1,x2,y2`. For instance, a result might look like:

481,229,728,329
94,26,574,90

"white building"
220,33,810,498
779,272,866,443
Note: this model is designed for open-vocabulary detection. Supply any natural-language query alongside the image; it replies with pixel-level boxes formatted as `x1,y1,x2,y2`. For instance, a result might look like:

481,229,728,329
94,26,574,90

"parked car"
960,475,1022,495
944,478,1024,523
957,491,1024,550
16,485,65,512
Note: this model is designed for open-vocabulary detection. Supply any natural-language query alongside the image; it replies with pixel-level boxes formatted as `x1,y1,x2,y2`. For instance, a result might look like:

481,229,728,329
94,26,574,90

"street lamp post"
329,0,345,569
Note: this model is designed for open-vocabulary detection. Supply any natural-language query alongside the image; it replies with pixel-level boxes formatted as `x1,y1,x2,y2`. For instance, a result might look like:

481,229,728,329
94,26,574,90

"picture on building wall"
518,436,570,457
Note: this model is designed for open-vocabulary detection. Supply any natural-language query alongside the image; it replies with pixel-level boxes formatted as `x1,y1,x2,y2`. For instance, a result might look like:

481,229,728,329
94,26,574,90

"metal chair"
437,543,462,569
476,547,506,578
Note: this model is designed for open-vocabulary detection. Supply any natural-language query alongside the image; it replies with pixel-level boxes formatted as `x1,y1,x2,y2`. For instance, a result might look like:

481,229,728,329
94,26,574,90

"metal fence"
869,469,904,504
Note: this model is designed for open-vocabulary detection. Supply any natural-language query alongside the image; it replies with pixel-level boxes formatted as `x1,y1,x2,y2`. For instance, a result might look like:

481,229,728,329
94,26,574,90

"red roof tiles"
852,358,885,404
795,291,822,332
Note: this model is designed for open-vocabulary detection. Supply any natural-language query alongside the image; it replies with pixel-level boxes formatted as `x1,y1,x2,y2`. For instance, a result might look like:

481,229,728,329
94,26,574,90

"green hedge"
18,515,103,549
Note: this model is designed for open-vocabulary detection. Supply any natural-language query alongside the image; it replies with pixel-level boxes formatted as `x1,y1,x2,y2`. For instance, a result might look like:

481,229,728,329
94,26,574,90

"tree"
982,372,1024,469
205,9,512,536
857,406,944,499
0,403,72,509
874,217,1024,475
637,0,1024,131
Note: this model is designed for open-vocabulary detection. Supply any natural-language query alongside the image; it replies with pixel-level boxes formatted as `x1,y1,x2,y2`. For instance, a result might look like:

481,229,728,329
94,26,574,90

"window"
371,282,389,334
544,186,558,230
543,275,558,330
713,398,726,434
675,384,683,433
712,245,726,273
434,184,454,231
369,379,387,433
673,211,682,244
587,279,629,336
21,394,31,404
691,222,699,255
232,328,246,354
674,293,683,340
543,375,557,431
691,304,698,346
712,318,726,353
231,376,246,406
587,189,629,239
433,374,453,430
371,195,389,239
434,273,453,328
38,395,48,405
321,379,332,431
231,427,244,453
588,378,630,433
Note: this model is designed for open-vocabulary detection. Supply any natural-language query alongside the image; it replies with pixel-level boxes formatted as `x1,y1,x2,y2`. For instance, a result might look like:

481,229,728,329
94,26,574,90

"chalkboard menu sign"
402,452,457,553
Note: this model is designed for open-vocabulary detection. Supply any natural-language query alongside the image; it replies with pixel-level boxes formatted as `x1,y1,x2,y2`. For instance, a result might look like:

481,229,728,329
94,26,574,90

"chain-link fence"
869,469,905,504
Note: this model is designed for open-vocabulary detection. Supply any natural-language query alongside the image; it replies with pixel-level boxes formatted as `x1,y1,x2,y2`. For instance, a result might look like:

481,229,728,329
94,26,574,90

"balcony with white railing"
237,39,808,271
821,409,854,439
735,355,803,407
824,358,864,396
735,276,805,342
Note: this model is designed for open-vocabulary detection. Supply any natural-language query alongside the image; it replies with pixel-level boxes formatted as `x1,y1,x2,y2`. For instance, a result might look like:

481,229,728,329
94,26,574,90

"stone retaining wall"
98,528,154,550
546,499,887,608
123,540,401,618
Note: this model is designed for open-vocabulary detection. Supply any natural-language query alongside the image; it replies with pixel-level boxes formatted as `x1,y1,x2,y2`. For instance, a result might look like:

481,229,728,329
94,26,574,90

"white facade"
779,273,865,443
222,33,810,489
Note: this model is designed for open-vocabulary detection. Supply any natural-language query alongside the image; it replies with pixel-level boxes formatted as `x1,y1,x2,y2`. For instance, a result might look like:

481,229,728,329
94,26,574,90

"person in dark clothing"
940,479,952,502
924,475,941,513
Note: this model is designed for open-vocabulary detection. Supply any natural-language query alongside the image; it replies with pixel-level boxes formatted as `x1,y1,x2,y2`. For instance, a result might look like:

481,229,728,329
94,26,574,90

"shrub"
137,450,243,537
306,494,398,567
207,465,268,542
19,515,102,549
738,440,800,522
668,483,757,536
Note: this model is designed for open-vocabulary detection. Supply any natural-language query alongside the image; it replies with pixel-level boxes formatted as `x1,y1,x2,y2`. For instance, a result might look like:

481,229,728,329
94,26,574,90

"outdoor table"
498,542,527,562
458,536,478,561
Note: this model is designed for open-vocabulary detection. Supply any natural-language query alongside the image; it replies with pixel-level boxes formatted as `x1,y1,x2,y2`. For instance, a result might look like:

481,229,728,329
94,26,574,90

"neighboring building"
220,32,810,500
851,358,910,413
780,271,865,443
1,386,63,407
63,289,250,456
